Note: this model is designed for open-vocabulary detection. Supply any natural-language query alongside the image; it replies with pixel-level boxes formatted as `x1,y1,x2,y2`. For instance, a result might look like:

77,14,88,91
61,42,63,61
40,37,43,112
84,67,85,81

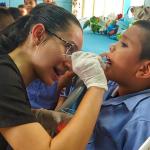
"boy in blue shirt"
87,20,150,150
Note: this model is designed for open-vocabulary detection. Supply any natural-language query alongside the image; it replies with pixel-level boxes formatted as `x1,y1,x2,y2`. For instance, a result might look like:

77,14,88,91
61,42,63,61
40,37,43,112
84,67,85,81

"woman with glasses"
26,5,77,109
0,3,107,150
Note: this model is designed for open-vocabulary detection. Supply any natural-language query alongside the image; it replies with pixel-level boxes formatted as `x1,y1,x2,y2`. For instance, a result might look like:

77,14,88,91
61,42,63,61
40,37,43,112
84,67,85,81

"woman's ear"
31,23,46,46
136,61,150,79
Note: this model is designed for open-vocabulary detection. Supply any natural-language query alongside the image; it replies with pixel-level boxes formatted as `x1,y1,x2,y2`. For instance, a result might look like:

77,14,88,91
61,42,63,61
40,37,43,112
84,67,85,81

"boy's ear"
31,23,46,46
136,61,150,79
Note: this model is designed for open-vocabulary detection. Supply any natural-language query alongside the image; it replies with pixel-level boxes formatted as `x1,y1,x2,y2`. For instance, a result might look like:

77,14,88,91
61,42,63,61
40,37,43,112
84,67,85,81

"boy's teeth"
102,56,107,63
102,56,111,64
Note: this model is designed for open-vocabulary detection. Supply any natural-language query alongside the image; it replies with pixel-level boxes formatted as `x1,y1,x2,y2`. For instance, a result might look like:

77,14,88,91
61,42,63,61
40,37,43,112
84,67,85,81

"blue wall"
55,0,72,12
38,0,72,11
0,0,72,12
123,0,131,14
0,0,23,7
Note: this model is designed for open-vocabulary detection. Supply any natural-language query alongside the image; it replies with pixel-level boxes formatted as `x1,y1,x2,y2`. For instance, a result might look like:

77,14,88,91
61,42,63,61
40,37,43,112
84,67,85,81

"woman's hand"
71,51,108,90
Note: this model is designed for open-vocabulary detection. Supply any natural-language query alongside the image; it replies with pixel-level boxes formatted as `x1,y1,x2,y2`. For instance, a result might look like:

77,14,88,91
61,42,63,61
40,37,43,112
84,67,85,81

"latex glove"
71,51,108,90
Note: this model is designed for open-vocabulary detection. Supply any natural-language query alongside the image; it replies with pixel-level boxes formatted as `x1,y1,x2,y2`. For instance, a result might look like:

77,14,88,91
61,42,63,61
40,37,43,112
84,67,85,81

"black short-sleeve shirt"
0,55,36,149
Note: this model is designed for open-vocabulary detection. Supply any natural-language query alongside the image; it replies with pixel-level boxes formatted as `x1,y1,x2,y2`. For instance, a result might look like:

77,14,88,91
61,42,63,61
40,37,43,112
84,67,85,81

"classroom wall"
123,0,131,14
55,0,72,12
0,0,23,7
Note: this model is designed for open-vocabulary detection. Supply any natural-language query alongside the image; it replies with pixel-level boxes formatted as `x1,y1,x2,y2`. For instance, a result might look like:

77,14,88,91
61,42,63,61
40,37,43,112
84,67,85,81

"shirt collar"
103,88,150,111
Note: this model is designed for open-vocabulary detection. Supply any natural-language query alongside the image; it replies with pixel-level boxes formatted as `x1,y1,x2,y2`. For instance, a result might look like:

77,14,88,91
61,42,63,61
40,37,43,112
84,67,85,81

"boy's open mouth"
106,57,112,65
102,56,112,65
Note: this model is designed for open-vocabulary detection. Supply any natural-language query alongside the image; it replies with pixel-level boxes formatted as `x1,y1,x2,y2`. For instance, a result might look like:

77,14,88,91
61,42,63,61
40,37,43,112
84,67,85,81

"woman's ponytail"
0,15,31,54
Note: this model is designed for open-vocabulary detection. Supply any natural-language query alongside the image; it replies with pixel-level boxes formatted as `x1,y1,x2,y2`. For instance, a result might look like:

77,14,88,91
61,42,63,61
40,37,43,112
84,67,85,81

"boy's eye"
121,42,128,47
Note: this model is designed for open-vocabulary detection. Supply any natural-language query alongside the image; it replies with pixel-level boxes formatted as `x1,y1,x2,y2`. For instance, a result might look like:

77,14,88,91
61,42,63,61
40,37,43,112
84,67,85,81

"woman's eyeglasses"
47,30,78,56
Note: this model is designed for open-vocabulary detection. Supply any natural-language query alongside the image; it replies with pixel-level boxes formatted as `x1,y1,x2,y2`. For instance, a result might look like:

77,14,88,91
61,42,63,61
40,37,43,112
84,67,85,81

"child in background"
24,0,37,13
27,71,74,110
18,4,28,16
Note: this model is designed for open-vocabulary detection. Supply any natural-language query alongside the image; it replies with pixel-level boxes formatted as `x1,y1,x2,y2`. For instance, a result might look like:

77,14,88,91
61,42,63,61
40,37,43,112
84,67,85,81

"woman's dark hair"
134,20,150,60
0,7,14,31
0,3,82,54
8,7,21,20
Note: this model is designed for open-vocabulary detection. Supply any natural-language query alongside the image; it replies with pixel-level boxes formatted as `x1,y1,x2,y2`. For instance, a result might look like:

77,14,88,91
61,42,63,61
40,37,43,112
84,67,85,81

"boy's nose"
109,44,115,52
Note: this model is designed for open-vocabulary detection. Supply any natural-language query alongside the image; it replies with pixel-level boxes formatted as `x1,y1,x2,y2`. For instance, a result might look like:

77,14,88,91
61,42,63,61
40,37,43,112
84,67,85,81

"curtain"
130,0,145,6
94,0,124,17
72,0,83,19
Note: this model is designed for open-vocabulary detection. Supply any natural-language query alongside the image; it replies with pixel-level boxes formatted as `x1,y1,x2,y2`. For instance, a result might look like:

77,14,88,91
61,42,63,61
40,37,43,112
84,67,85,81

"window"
130,0,145,6
94,0,124,17
73,0,124,19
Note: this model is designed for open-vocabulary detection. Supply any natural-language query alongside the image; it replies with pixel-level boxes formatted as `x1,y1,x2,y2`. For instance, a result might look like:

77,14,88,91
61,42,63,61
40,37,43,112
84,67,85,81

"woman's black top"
0,55,36,149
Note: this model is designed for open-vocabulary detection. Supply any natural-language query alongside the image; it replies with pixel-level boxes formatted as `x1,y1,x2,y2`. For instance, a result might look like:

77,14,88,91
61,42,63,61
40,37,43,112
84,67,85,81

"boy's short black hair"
134,20,150,60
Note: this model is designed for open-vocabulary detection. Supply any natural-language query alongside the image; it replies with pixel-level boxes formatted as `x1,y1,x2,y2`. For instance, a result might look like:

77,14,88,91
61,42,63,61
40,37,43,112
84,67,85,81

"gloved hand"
71,51,108,90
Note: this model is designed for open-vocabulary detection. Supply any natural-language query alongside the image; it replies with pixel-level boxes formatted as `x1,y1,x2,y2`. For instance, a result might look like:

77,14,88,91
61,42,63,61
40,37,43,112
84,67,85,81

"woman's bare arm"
1,87,104,150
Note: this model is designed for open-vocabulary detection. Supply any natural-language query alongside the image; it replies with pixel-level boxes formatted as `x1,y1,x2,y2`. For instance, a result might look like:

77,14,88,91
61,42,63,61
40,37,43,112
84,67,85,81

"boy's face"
24,0,36,13
24,0,36,6
105,25,145,85
43,0,53,3
19,7,27,16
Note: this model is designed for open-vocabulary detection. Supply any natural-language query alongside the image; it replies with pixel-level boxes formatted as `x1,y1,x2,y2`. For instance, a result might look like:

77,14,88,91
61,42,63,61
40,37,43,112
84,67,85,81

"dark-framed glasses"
47,30,78,56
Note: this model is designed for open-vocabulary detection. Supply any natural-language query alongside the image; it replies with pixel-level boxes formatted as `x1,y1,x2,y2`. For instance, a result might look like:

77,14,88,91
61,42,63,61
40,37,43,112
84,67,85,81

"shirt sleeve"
0,64,36,128
118,120,150,150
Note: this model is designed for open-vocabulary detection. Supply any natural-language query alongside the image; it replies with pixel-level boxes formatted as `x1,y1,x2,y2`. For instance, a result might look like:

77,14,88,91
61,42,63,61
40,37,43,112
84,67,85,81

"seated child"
18,4,28,16
27,80,58,109
86,20,150,150
27,71,74,110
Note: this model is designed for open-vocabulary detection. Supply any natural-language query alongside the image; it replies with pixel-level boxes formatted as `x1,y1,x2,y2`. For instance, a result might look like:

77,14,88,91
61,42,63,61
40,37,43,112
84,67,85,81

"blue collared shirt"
27,80,58,109
87,81,150,150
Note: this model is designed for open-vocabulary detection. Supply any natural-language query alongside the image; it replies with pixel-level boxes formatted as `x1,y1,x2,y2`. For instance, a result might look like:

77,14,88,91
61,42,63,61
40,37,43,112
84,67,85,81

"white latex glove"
71,51,108,90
